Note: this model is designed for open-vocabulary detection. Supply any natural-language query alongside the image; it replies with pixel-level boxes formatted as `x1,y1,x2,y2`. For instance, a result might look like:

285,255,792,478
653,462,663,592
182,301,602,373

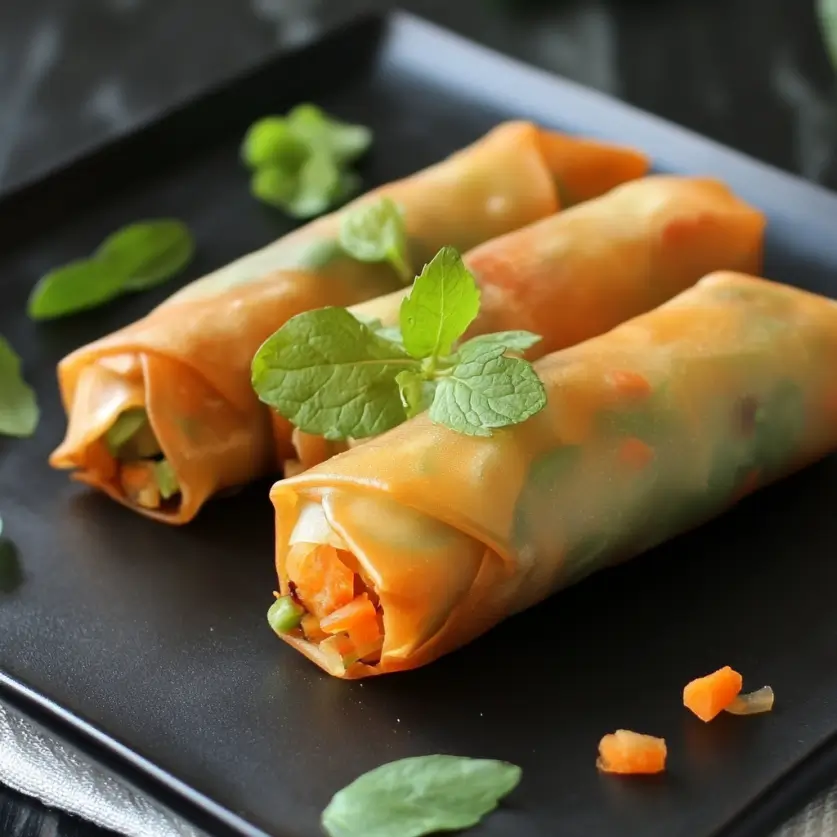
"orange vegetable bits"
683,666,743,722
597,730,667,775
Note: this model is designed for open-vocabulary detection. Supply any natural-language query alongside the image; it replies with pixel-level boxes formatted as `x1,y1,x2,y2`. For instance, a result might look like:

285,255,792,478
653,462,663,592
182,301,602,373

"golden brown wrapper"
290,175,766,470
51,122,649,522
272,273,837,678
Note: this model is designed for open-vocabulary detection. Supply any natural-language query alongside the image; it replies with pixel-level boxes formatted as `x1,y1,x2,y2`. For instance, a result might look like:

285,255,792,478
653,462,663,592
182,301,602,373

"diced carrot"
119,462,160,509
597,730,667,775
683,666,743,722
320,594,382,649
618,437,655,470
285,544,355,619
300,613,329,642
607,370,652,400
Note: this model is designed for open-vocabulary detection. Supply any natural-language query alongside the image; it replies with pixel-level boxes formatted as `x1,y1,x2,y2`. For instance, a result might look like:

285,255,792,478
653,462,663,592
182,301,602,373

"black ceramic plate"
3,10,837,837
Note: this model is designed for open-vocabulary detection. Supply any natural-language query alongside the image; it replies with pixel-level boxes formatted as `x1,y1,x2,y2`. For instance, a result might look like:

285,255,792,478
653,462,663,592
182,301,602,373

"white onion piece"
289,501,348,548
725,686,775,715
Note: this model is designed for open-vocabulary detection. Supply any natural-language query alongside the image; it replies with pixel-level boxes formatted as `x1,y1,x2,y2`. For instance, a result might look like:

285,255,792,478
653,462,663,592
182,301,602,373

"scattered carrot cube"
683,666,743,722
597,730,667,775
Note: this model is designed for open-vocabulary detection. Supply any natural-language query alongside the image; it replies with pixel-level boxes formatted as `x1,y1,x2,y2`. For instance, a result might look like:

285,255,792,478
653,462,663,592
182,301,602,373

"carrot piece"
597,730,667,775
683,666,743,722
320,594,382,649
300,613,329,642
618,437,655,470
286,544,355,619
119,462,161,509
607,370,652,400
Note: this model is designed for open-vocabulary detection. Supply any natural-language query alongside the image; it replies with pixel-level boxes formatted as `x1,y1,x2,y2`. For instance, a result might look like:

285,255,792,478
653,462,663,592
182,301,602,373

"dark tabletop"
1,0,835,835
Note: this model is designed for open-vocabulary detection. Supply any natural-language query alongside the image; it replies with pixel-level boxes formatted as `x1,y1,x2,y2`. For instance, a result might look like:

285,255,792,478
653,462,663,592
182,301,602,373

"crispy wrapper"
50,122,649,522
290,175,766,470
272,272,837,677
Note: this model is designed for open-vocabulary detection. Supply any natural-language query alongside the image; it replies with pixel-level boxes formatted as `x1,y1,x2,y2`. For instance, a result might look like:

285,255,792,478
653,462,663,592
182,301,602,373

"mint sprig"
28,220,194,321
242,104,371,220
251,247,546,439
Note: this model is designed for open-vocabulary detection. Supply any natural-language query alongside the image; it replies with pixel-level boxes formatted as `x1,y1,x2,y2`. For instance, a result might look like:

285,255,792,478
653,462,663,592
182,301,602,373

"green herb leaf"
287,104,372,164
241,117,309,170
339,198,412,282
95,220,194,292
27,259,127,321
153,460,180,500
819,0,837,69
267,595,304,634
252,307,417,440
459,330,542,356
396,369,436,419
251,165,299,209
0,336,39,438
429,342,547,436
399,247,481,361
321,755,521,837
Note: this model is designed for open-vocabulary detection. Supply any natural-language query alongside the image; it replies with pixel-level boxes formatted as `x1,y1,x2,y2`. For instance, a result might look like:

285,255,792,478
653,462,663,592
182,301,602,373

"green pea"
267,596,304,634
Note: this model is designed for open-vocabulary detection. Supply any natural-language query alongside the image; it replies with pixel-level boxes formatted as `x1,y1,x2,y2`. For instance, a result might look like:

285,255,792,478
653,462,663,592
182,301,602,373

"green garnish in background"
321,755,522,837
251,246,547,439
818,0,837,69
0,336,39,438
242,104,372,219
28,220,195,320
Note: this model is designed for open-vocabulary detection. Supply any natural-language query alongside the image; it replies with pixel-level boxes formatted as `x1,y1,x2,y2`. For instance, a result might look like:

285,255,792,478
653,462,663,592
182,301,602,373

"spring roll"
289,175,766,471
271,272,837,678
49,122,649,523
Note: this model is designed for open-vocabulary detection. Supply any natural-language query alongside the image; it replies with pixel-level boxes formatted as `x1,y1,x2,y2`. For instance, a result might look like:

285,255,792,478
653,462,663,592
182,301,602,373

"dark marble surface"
1,0,836,835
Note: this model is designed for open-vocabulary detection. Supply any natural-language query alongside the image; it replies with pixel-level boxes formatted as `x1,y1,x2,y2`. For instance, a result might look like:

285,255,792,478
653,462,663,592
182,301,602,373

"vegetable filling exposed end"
597,730,667,775
270,542,384,670
104,409,181,510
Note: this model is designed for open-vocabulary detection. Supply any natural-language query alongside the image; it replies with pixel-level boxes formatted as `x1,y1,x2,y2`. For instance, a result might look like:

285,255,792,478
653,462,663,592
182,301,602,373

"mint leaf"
459,330,542,356
251,165,299,209
287,104,372,164
289,151,343,218
819,0,837,69
95,220,194,292
396,369,436,418
339,198,412,282
28,258,127,320
0,336,39,438
429,343,547,436
399,247,481,361
321,755,521,837
241,116,309,170
252,307,418,440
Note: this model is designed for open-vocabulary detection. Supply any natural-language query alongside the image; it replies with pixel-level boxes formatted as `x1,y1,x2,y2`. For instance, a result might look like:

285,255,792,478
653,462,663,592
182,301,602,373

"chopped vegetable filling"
105,409,181,509
279,542,385,667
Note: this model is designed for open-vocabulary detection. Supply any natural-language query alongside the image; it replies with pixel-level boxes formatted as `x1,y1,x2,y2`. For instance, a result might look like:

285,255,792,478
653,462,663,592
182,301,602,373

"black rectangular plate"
3,10,837,837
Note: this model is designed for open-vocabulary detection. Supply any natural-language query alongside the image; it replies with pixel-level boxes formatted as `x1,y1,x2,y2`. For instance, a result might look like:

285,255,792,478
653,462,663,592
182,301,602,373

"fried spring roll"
50,122,649,523
289,175,766,470
271,272,837,678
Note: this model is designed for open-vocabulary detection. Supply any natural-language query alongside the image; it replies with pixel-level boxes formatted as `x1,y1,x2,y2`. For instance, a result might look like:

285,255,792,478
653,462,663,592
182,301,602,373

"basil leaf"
241,116,309,170
251,307,418,440
459,330,542,356
399,247,481,361
321,755,521,837
429,343,547,437
339,197,412,281
95,220,195,292
287,104,372,164
396,369,436,418
0,336,39,438
28,258,127,321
